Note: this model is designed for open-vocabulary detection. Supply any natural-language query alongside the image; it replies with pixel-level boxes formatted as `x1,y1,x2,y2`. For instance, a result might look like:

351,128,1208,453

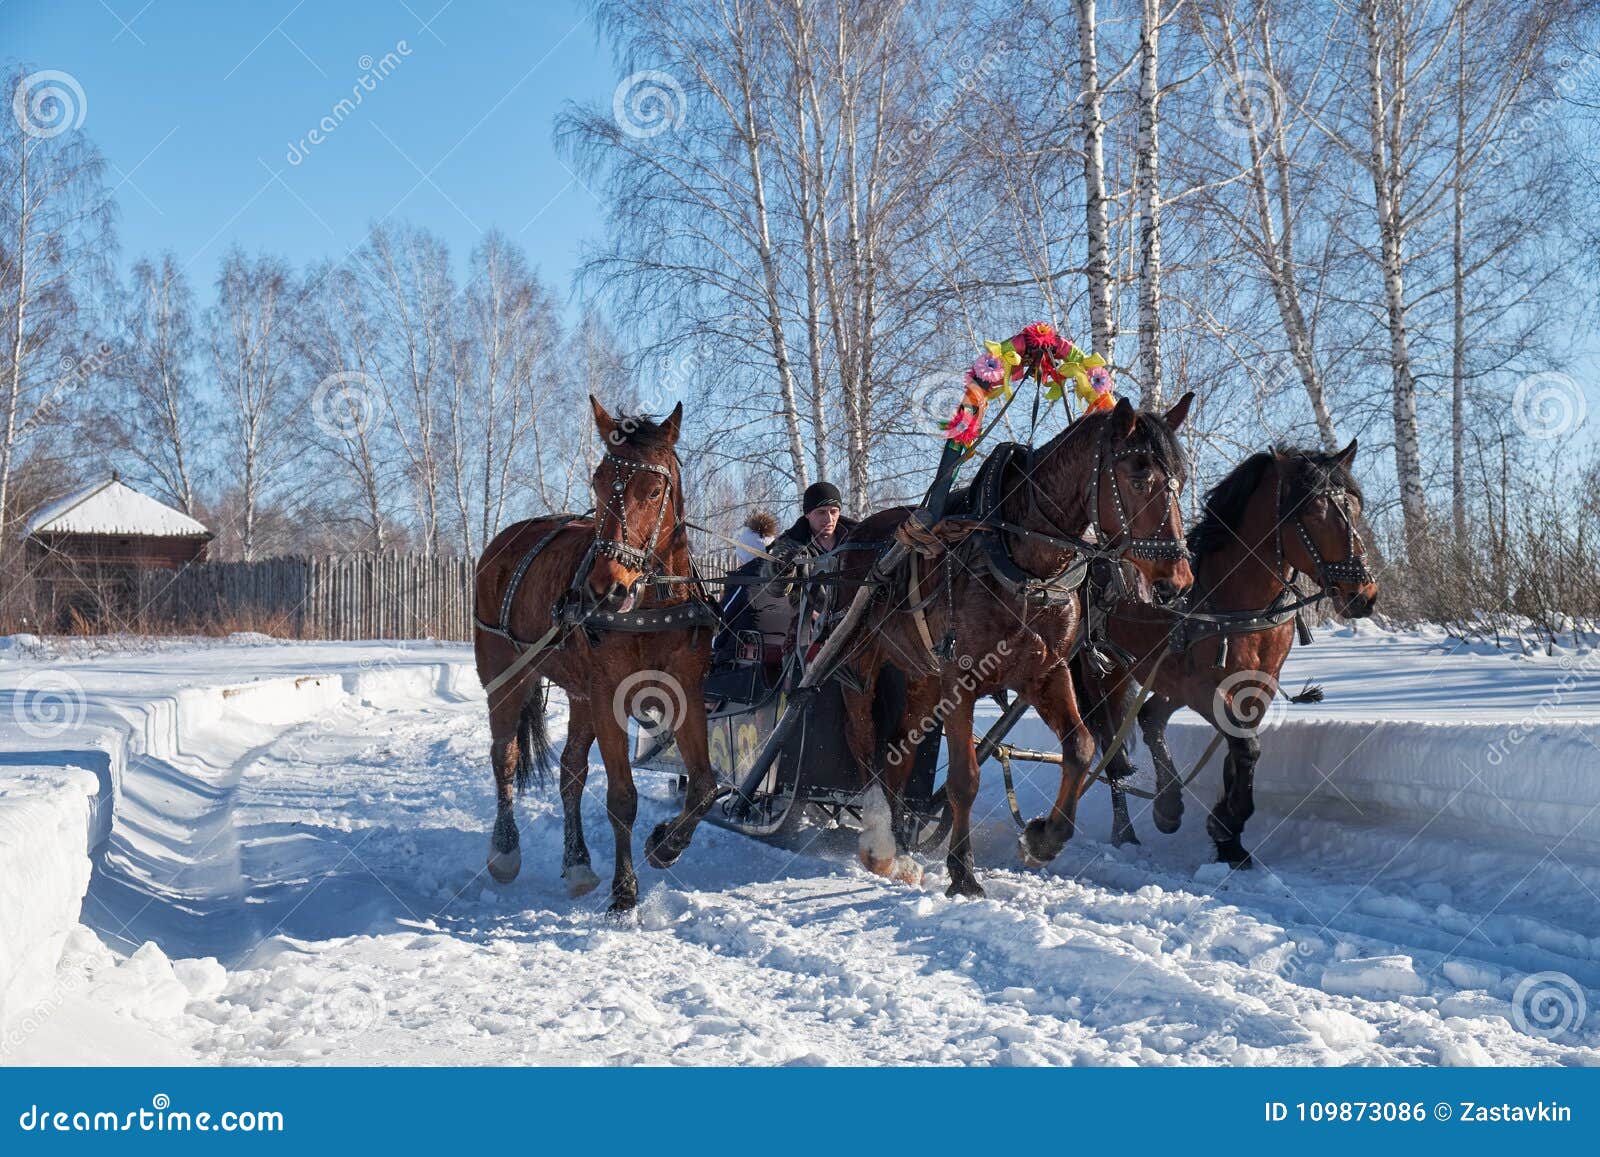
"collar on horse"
965,442,1089,608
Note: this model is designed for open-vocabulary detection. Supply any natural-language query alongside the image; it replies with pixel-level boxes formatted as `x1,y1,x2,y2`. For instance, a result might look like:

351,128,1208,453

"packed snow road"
3,627,1599,1065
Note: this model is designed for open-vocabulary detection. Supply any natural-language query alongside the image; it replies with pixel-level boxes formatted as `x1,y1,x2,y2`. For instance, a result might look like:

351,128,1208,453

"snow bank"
0,641,474,1052
0,767,100,1035
997,624,1600,860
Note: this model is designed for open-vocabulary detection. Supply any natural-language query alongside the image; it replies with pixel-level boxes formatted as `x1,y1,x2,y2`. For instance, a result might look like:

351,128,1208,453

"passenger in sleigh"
713,482,856,667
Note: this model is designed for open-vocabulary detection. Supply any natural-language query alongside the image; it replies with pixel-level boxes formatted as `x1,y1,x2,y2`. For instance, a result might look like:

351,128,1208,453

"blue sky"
2,0,612,299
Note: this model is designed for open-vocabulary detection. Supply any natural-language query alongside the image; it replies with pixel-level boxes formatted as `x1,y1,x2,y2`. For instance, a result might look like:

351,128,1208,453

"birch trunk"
731,3,809,490
1451,4,1469,543
1135,0,1164,406
1076,0,1115,359
1361,0,1428,542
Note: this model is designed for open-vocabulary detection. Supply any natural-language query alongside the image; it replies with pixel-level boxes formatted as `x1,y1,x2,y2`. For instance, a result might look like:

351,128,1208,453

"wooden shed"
25,476,212,630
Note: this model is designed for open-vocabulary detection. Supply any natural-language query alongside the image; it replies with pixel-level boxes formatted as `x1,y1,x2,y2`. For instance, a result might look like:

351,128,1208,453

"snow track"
2,628,1598,1065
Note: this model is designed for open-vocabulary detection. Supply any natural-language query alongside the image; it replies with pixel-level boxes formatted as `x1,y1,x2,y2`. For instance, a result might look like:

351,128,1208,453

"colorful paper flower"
971,352,1006,385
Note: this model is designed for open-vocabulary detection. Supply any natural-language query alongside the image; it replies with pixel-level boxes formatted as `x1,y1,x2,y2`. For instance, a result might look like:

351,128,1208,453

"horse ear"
1163,391,1194,432
661,401,683,446
590,395,617,442
1112,396,1138,440
1332,437,1358,468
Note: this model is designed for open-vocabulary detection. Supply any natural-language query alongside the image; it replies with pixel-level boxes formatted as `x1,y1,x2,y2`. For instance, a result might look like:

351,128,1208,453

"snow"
24,476,210,538
1,624,1598,1066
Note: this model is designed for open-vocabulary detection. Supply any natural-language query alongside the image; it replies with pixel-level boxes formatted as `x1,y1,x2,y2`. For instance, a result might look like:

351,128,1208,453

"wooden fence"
127,549,746,641
135,553,476,640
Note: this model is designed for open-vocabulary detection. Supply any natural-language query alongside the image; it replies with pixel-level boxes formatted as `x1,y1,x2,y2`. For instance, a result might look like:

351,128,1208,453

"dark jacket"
772,514,859,561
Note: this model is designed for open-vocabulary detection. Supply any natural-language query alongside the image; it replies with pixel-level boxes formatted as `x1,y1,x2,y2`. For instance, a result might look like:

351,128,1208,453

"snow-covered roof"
25,478,210,539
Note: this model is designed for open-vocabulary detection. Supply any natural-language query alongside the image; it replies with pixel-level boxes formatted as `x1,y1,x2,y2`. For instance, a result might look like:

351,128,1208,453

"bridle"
1276,467,1373,591
589,449,678,577
1086,427,1186,563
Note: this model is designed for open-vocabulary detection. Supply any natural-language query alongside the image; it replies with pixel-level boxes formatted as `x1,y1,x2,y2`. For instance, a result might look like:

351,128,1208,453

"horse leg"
592,701,640,912
559,703,600,897
480,651,534,884
863,672,937,886
941,694,985,898
1206,732,1261,867
1140,695,1184,833
840,659,895,875
1088,670,1141,847
645,690,718,869
1020,665,1097,867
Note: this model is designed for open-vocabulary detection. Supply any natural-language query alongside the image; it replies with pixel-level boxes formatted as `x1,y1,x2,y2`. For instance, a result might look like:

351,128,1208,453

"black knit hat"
802,481,842,513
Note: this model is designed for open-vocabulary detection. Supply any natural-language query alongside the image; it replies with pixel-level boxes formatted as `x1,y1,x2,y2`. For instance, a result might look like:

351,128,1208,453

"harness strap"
478,515,586,646
907,551,939,661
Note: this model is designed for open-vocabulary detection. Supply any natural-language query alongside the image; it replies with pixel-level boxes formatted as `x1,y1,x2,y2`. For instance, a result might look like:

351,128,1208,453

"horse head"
1092,392,1196,603
585,396,686,609
1278,439,1379,619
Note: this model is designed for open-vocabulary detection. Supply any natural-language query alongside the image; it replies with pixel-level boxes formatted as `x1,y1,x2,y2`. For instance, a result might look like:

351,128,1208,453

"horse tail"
516,680,557,794
1288,681,1325,704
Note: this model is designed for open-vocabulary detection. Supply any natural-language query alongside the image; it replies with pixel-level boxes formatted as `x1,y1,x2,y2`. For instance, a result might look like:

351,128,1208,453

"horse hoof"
486,844,521,884
563,863,600,898
606,896,638,918
1112,826,1141,848
1216,845,1253,868
945,876,985,899
891,855,924,887
858,847,896,878
1153,793,1183,834
1019,817,1066,868
645,822,687,870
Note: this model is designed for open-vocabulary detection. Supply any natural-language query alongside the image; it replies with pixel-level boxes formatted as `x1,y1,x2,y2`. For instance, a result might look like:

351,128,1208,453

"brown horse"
472,399,719,912
836,394,1195,897
1077,441,1379,864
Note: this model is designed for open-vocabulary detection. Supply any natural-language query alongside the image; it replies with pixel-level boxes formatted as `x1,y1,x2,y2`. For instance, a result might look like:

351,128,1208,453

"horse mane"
1187,445,1364,560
